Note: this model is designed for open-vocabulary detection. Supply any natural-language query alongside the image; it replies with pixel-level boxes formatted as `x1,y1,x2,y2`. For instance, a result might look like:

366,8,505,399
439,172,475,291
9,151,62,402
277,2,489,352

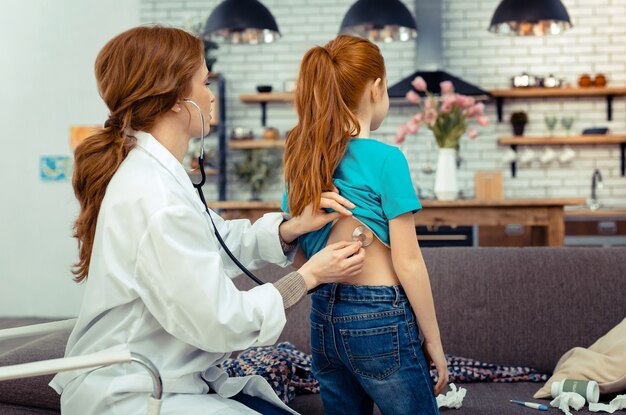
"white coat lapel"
133,131,207,213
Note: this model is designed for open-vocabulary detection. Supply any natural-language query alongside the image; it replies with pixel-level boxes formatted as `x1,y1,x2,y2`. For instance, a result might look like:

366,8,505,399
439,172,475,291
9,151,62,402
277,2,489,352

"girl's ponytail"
285,46,359,216
284,35,386,217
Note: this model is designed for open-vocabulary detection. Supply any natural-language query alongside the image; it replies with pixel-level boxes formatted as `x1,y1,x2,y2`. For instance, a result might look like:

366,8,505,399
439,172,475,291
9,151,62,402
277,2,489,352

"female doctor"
49,26,365,415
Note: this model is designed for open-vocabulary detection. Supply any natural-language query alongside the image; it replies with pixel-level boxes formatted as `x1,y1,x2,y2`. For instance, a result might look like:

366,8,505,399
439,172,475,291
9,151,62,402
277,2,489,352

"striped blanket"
221,342,547,404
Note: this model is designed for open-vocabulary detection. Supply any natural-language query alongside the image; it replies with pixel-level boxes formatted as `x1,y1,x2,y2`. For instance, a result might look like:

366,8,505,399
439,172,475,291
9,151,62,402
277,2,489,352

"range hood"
388,70,490,99
388,0,490,100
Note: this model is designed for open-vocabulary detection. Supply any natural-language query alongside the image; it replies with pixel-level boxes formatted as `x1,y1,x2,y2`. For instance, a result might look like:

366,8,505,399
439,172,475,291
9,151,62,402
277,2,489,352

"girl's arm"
389,212,449,396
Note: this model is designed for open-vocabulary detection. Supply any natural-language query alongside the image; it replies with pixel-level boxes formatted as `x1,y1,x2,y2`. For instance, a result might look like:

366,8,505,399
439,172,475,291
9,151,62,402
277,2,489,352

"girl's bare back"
327,216,400,286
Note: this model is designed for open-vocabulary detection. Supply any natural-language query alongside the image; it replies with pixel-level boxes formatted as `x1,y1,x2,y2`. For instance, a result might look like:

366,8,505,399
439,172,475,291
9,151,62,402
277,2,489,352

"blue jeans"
310,283,439,415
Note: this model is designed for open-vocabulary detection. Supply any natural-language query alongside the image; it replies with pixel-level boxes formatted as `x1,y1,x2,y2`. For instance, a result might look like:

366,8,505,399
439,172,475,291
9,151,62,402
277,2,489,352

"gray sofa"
1,247,625,414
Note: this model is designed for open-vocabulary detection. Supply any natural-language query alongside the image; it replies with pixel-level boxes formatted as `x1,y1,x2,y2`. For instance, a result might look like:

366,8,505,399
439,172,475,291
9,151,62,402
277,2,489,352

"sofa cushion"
534,317,626,398
0,332,66,411
453,382,603,415
422,247,626,374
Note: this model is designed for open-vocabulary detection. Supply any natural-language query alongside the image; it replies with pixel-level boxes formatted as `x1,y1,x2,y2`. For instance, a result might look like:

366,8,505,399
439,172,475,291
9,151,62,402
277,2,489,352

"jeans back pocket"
340,325,400,380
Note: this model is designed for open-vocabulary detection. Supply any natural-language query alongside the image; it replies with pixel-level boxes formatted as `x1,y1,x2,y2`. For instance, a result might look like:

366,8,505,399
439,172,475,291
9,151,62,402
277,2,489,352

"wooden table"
208,198,587,247
416,198,586,246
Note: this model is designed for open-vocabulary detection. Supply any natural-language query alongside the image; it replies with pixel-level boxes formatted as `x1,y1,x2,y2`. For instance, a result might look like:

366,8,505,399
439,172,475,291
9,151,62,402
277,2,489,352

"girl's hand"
423,341,449,396
280,189,355,242
298,241,364,290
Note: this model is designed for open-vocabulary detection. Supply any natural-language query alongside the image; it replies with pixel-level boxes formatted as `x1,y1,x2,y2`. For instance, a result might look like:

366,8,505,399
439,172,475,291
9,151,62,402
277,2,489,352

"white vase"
434,148,458,200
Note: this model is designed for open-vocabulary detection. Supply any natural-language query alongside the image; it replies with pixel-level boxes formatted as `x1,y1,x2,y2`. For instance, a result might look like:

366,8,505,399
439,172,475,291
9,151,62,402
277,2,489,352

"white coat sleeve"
208,210,293,278
135,205,287,353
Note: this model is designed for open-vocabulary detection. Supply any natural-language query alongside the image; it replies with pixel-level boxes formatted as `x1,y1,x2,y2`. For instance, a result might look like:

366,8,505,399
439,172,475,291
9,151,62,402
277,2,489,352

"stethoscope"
184,99,264,285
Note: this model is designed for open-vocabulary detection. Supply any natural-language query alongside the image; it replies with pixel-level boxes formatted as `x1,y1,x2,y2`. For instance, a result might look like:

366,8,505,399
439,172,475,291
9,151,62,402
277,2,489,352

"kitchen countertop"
208,198,587,210
420,198,585,207
564,208,626,218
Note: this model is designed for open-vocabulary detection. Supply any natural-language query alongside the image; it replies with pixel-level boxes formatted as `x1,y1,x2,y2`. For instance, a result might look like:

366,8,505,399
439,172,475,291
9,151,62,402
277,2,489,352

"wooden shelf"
228,139,286,150
240,92,294,103
498,135,626,145
490,86,626,122
498,135,626,177
491,86,626,98
240,93,295,127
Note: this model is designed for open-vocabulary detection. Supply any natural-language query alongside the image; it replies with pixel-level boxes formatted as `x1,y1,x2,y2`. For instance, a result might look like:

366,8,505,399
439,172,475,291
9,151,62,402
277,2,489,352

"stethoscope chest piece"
352,225,373,247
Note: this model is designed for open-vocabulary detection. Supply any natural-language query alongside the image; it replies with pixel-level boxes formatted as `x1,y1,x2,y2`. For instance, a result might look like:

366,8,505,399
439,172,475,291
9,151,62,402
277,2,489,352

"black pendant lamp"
339,0,417,43
489,0,572,36
203,0,280,44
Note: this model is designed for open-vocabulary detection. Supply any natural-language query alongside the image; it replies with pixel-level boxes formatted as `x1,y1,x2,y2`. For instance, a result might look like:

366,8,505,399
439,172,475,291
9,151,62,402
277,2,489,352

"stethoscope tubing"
184,99,264,286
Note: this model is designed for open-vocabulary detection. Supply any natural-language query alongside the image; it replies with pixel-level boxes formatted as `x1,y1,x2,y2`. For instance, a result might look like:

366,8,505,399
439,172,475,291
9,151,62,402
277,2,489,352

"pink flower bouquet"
396,77,488,149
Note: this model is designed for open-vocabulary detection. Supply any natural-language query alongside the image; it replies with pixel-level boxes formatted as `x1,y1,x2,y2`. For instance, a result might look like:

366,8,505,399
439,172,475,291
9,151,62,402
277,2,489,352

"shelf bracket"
607,95,614,121
496,97,504,123
510,144,518,178
621,142,625,176
260,102,267,127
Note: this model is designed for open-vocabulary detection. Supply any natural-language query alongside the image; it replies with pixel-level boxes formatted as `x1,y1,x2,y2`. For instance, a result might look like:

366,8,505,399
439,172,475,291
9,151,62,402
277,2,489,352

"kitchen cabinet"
413,198,585,246
564,209,626,247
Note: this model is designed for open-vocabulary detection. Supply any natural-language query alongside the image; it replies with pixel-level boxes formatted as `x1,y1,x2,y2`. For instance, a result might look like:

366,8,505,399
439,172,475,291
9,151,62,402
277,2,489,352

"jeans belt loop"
392,285,400,308
329,283,338,305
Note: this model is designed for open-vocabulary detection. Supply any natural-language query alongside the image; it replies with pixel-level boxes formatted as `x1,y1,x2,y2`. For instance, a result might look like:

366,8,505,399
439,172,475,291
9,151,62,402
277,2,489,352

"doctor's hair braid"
71,25,203,282
284,35,386,217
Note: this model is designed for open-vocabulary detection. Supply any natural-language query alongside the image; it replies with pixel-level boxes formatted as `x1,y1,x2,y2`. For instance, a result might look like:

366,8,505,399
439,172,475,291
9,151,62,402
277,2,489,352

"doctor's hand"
297,241,365,291
279,189,355,243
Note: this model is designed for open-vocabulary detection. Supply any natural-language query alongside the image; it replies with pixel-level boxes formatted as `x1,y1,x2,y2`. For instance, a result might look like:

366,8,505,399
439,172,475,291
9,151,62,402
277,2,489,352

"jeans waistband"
312,283,407,303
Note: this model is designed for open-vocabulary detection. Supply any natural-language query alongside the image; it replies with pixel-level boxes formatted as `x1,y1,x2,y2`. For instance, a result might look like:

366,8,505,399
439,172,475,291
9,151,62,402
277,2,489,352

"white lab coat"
50,131,298,414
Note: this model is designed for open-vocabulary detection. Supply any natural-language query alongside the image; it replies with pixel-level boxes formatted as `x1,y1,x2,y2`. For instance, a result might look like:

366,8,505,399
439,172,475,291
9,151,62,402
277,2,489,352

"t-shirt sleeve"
280,188,289,213
380,148,422,220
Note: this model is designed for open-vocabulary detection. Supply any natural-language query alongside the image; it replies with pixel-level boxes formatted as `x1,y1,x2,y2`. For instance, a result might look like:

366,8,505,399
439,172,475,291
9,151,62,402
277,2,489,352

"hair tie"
104,114,122,130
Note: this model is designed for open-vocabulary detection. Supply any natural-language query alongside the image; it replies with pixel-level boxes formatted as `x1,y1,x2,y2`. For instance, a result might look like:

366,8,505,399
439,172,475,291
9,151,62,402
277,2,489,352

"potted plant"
510,111,528,136
232,149,281,201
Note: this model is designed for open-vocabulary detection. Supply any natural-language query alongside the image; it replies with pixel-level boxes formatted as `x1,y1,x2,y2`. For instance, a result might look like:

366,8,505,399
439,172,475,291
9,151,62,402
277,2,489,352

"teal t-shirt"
282,138,421,259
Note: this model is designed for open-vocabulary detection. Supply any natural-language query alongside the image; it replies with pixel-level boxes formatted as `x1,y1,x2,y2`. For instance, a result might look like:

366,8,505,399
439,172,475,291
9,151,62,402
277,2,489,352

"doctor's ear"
171,102,182,113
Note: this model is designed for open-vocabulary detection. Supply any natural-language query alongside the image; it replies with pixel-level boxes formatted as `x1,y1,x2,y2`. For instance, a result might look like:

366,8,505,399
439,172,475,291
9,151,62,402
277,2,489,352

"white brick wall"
440,0,626,206
141,0,626,207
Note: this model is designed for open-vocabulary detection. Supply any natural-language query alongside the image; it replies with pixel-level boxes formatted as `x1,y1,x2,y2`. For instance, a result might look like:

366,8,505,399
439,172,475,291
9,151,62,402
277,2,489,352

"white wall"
0,0,140,317
441,0,626,203
142,0,626,206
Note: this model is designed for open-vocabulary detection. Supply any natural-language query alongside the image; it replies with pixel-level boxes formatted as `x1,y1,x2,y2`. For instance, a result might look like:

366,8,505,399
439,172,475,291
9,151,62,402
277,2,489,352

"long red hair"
72,26,203,282
284,35,386,216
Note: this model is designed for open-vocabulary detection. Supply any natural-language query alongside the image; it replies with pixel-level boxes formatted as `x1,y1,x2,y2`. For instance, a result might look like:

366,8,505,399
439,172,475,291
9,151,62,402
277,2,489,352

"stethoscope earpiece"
183,98,206,187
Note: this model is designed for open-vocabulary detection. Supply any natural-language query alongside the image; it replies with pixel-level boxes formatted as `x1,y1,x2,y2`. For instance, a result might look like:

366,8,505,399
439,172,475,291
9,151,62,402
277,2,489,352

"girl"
282,35,449,415
50,26,364,415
